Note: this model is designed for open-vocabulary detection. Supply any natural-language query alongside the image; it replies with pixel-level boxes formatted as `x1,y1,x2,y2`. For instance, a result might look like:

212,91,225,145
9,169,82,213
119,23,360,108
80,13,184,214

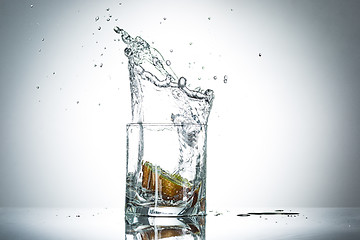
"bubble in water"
224,75,228,83
95,16,99,22
166,60,171,66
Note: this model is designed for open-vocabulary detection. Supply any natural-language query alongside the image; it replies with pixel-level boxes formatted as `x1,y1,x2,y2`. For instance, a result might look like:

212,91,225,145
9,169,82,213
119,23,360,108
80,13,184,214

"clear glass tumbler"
125,123,207,216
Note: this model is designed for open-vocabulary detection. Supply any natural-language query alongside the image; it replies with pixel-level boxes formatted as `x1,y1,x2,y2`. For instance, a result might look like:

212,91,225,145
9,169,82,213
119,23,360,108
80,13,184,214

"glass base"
125,202,206,217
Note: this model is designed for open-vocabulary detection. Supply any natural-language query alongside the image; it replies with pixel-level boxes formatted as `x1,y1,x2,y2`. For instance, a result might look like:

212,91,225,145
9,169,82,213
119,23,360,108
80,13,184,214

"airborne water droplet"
213,76,217,80
95,16,99,22
98,26,101,30
178,77,187,88
41,38,45,41
166,60,171,66
107,18,110,21
100,63,103,67
224,75,228,83
36,86,40,89
124,48,133,57
106,8,110,11
114,26,121,34
30,4,34,8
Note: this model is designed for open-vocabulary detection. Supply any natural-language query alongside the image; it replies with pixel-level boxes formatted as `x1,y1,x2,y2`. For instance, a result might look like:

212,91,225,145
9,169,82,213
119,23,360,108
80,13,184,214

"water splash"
114,27,214,124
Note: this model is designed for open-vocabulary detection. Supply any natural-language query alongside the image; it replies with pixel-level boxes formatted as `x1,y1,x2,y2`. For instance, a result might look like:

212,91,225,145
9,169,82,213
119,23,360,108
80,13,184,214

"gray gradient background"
0,0,360,209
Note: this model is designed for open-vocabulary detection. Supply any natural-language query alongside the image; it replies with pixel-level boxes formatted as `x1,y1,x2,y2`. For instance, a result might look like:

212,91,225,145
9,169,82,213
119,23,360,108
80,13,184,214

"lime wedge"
141,161,191,201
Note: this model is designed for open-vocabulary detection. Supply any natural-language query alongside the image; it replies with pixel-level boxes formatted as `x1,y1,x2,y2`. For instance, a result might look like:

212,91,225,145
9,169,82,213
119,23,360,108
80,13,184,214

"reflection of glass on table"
125,215,206,240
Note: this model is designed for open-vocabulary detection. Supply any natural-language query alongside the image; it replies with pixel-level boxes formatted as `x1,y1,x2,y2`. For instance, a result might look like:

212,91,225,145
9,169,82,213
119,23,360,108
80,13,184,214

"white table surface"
1,208,359,239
